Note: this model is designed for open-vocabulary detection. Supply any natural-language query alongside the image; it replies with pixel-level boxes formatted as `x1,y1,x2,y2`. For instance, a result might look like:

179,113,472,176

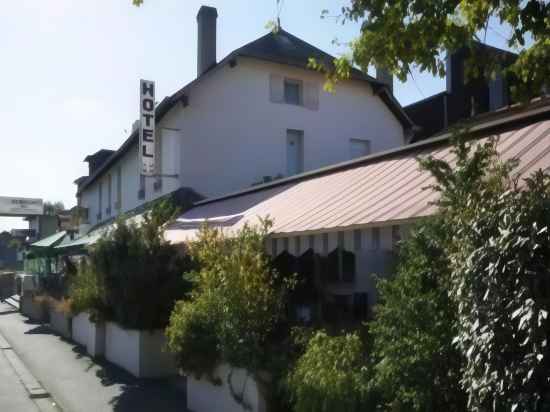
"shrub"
70,200,193,329
166,219,292,379
166,296,220,380
287,330,374,412
422,137,550,410
370,219,466,411
69,260,106,321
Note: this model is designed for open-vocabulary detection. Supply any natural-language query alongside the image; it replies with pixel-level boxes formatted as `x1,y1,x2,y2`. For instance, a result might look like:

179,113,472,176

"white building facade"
75,6,412,229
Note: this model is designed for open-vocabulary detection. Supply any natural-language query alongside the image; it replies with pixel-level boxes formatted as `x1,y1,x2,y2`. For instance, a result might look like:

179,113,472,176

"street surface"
0,302,186,412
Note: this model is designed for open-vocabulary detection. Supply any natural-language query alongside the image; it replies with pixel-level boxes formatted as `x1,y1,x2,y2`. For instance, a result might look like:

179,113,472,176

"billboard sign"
139,79,156,176
0,197,43,217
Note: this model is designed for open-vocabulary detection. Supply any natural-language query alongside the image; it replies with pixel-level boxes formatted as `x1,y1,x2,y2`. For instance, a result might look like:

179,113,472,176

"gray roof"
78,29,413,194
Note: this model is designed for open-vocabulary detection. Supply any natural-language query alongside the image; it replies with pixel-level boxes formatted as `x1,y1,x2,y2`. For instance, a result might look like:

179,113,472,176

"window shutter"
269,74,284,103
303,81,319,111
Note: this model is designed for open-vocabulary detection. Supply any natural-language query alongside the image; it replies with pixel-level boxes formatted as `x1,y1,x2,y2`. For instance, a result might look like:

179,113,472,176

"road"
0,302,186,412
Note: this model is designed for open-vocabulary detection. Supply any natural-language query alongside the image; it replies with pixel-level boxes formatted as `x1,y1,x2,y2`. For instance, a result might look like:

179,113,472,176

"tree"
43,201,65,216
328,0,549,100
370,219,467,411
421,137,550,411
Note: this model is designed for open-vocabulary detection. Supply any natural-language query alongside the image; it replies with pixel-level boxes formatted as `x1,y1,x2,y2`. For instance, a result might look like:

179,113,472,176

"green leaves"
287,331,375,412
70,200,192,329
370,219,467,411
421,132,550,410
166,219,292,380
328,0,550,100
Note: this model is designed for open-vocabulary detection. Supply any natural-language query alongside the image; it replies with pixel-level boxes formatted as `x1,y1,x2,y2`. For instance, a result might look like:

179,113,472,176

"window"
284,79,302,105
323,247,356,283
287,129,304,176
350,139,371,160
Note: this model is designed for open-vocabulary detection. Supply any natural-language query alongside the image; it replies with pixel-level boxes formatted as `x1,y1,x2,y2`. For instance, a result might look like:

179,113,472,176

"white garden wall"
20,295,47,323
48,307,71,339
72,312,105,358
187,364,267,412
105,322,177,378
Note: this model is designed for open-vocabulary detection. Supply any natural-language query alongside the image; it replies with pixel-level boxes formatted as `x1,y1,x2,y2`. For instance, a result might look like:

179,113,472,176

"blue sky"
0,0,513,233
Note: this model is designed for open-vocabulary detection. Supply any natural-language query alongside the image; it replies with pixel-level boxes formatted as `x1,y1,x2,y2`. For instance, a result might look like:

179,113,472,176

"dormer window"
284,79,302,105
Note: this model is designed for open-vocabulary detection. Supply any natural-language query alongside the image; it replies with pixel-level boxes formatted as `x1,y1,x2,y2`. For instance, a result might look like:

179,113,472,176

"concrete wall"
79,58,405,226
105,322,177,378
48,307,72,339
105,322,141,377
72,312,105,358
187,364,267,412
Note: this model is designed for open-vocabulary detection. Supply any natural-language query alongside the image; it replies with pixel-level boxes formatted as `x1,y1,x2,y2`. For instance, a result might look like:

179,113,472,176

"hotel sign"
139,79,156,176
0,196,43,217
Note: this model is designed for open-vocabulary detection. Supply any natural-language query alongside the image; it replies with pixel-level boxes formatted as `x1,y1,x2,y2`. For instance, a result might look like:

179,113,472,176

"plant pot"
105,322,177,378
72,312,105,358
20,294,48,323
187,364,267,412
48,307,72,339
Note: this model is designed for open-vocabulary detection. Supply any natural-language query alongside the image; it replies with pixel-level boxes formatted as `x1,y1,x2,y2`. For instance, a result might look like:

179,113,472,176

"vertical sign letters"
140,79,155,176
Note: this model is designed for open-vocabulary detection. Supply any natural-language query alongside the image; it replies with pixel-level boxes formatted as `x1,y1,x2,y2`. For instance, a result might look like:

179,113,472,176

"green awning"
30,231,67,248
54,231,102,251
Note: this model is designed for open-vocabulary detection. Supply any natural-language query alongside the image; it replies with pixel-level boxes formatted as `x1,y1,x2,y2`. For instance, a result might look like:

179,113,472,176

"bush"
70,200,193,329
69,260,106,321
166,296,220,380
166,219,292,379
422,137,550,410
370,219,466,411
287,330,374,412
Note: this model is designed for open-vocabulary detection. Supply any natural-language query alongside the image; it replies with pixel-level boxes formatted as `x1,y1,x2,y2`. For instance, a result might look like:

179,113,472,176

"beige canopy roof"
165,115,550,244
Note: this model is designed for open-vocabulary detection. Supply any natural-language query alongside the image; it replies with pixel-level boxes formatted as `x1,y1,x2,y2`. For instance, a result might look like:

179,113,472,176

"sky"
0,0,514,233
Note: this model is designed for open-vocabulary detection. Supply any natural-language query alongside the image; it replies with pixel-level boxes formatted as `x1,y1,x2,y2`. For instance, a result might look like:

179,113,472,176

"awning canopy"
29,231,67,249
54,231,102,252
165,117,550,244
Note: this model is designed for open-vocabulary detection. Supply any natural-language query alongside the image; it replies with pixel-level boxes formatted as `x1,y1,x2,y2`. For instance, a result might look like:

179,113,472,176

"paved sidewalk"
0,303,186,412
0,342,43,411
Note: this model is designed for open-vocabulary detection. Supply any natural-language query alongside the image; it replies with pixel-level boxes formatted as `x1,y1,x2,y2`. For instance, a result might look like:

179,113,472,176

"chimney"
197,6,218,77
376,67,393,94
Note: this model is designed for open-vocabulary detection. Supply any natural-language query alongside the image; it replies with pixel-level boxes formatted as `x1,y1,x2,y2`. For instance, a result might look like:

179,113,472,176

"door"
286,130,304,176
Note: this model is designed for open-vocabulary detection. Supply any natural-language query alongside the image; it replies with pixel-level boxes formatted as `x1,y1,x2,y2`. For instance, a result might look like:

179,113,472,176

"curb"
0,331,50,399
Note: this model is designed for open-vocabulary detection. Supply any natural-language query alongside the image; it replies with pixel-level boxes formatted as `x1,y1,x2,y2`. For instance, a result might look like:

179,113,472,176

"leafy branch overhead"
337,0,549,99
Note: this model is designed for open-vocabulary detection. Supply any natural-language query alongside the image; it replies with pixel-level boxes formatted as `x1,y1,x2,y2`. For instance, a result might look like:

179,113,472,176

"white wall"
79,57,405,226
79,130,179,226
188,364,267,412
162,57,405,198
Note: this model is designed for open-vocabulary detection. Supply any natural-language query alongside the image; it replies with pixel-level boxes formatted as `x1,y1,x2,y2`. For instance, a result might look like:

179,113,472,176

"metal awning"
165,117,550,243
29,231,67,249
54,231,103,251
